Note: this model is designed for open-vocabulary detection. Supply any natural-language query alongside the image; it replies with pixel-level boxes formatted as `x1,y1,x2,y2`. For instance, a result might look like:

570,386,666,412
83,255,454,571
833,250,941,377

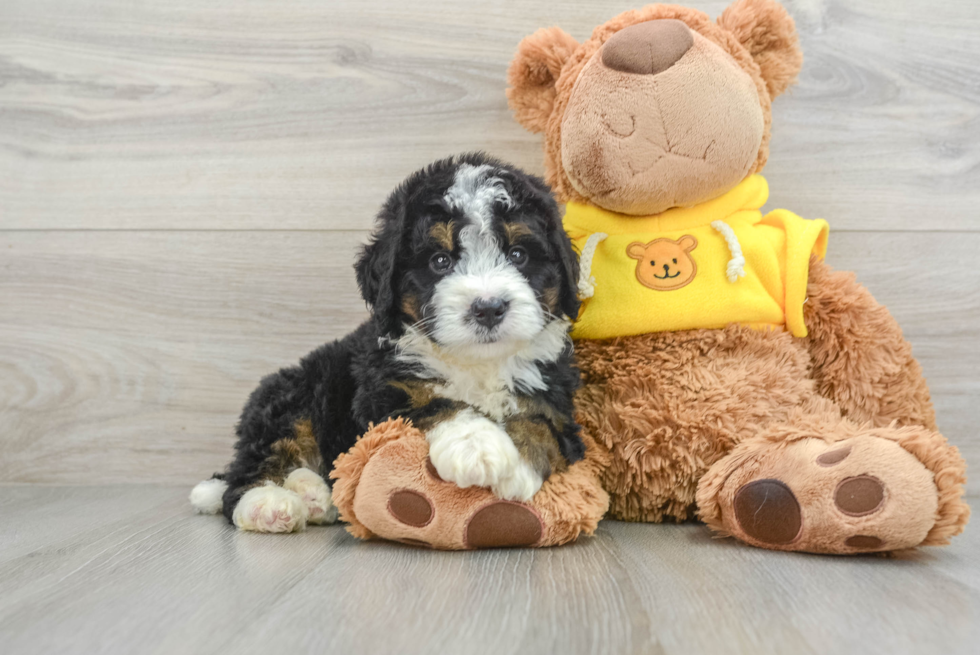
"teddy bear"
331,0,969,553
501,0,969,553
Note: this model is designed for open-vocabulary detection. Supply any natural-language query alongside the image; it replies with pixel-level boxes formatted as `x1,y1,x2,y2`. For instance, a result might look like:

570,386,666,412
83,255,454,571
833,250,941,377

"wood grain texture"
1,0,978,230
0,486,976,655
1,1,978,491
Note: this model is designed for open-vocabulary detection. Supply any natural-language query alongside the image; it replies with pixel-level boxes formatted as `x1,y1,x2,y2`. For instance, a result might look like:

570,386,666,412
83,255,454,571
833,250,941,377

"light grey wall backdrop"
1,0,977,491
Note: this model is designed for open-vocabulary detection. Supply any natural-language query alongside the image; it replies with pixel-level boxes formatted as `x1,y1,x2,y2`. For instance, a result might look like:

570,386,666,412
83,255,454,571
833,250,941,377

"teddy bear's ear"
506,27,579,133
717,0,803,99
678,235,698,252
626,243,647,260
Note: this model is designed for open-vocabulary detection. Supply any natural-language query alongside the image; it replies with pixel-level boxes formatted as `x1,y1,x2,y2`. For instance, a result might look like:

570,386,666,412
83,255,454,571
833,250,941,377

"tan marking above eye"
504,222,533,244
429,220,455,251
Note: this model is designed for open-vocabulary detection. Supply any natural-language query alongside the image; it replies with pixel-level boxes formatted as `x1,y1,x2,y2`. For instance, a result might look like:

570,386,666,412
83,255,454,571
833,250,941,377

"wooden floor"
0,485,976,655
2,1,979,653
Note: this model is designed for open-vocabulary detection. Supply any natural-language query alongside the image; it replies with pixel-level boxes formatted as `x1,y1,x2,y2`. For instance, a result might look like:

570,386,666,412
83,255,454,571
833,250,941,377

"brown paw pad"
835,476,885,517
733,479,802,545
387,490,433,528
816,445,852,467
464,501,543,549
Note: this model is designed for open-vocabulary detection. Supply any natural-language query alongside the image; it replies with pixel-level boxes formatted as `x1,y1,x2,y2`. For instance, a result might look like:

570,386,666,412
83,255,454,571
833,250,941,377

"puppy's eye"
429,251,454,274
508,246,528,267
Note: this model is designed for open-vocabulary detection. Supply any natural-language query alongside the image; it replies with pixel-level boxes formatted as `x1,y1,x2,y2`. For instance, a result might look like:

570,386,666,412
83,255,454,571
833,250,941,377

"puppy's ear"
355,197,406,335
718,0,803,99
506,27,579,133
528,176,580,320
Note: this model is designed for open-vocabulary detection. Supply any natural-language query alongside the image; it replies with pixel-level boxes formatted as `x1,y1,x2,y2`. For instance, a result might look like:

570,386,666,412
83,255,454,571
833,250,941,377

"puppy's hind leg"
190,475,228,515
223,419,331,533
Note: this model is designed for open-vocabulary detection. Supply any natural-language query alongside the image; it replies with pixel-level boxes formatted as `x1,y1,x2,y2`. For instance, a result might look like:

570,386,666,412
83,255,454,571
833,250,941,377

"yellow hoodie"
563,175,828,340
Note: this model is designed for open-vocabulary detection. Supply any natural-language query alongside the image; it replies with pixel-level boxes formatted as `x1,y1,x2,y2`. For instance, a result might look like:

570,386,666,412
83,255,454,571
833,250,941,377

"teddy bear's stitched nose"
601,19,694,75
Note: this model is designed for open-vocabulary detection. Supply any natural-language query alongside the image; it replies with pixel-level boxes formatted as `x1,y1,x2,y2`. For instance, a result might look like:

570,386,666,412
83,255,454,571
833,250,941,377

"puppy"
190,153,584,532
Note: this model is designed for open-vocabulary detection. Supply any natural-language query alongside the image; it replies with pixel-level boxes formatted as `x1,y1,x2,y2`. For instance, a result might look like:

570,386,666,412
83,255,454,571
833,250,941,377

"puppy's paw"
232,483,309,533
491,460,544,503
284,467,338,525
426,409,543,502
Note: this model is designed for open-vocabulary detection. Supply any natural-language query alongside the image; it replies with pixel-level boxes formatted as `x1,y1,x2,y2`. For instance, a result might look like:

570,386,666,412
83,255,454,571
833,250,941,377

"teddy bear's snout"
601,19,694,76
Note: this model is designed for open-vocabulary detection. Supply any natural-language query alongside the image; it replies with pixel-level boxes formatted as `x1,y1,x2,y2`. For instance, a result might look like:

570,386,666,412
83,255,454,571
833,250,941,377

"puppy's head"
356,153,579,359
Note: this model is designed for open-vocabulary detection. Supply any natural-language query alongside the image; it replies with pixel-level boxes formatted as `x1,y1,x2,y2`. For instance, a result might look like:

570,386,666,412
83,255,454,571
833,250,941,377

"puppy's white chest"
433,367,519,422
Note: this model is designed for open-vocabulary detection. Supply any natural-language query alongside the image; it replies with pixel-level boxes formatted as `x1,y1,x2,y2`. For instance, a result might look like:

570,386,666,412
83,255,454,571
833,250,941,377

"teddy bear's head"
507,0,802,216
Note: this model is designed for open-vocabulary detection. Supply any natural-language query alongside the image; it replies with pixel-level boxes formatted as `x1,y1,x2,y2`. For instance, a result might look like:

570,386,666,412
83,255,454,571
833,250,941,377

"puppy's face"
357,155,579,360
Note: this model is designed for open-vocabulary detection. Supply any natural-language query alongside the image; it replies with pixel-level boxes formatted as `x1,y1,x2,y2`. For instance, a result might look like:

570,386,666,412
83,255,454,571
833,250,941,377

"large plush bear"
332,0,969,554
504,0,970,552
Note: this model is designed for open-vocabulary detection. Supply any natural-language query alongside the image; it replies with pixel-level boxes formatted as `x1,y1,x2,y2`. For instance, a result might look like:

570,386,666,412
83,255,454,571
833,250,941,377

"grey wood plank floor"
0,486,976,655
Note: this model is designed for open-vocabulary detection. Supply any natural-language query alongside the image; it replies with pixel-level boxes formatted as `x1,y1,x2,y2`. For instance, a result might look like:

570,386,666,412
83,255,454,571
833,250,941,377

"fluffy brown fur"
803,256,937,430
506,26,580,134
717,0,802,98
575,324,814,522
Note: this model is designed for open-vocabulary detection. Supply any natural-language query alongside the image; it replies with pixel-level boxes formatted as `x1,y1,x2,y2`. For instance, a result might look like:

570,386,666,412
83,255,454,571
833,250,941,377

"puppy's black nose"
471,298,509,329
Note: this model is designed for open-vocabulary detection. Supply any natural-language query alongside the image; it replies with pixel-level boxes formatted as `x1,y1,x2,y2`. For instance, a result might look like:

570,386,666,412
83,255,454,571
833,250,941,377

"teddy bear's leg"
803,256,936,429
696,406,969,553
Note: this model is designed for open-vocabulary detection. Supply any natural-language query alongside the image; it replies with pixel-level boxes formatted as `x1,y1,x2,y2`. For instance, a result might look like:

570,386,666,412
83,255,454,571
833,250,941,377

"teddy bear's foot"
697,427,969,554
352,447,546,549
330,418,609,549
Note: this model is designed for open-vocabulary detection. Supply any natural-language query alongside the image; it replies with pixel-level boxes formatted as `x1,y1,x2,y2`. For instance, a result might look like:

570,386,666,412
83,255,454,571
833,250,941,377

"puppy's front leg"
426,408,543,502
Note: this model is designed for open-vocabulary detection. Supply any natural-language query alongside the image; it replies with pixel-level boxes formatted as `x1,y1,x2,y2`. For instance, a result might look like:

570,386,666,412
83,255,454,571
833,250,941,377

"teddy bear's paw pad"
733,479,802,545
835,476,885,516
387,489,434,528
816,445,852,466
464,501,543,549
232,484,308,533
284,467,338,525
721,435,939,553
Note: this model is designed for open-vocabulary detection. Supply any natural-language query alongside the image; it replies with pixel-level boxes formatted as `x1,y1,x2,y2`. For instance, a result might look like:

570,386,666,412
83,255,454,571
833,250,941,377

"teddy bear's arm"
803,256,936,430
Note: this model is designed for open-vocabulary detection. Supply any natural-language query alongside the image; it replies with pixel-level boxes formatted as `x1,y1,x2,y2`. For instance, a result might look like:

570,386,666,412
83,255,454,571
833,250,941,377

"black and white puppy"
190,153,584,532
